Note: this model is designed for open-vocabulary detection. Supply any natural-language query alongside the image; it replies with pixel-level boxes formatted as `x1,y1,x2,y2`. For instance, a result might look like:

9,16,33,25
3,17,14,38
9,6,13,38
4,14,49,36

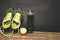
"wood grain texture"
0,31,60,40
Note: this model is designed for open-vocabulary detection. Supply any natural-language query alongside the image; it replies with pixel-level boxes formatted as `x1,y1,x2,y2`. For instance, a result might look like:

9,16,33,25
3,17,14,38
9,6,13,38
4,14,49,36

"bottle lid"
27,10,33,15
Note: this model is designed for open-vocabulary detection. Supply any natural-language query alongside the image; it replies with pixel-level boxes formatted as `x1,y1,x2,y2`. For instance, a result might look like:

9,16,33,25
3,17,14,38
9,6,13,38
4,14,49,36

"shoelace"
0,27,13,38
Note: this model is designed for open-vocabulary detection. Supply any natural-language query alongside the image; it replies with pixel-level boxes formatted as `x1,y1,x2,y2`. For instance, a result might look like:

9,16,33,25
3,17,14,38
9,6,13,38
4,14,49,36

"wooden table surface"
0,31,60,40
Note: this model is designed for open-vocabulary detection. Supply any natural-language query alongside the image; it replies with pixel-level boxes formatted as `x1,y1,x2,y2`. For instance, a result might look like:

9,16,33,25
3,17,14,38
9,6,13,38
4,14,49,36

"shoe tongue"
3,12,12,22
14,13,21,19
13,13,21,22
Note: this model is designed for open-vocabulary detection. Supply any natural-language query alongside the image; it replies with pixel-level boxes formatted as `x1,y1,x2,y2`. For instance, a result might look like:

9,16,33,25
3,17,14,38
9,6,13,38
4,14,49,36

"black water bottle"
27,10,34,33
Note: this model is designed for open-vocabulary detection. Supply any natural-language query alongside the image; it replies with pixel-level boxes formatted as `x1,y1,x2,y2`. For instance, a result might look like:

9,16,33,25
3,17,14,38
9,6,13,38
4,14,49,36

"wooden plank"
0,31,60,40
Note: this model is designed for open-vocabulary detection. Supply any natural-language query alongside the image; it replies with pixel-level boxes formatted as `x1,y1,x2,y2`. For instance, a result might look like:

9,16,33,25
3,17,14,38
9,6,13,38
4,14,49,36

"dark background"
0,0,60,32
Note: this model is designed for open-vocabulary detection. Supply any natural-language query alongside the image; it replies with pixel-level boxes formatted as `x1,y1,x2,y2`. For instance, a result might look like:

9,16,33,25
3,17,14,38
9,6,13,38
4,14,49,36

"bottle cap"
27,10,33,15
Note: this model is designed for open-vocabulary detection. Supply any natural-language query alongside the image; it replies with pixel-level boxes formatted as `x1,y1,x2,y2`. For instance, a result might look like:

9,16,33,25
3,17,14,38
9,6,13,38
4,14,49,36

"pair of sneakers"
2,7,22,33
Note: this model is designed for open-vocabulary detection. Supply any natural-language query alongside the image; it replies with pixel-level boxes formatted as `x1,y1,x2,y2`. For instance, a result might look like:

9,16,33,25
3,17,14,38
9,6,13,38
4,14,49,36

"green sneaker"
2,8,14,33
12,8,22,33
